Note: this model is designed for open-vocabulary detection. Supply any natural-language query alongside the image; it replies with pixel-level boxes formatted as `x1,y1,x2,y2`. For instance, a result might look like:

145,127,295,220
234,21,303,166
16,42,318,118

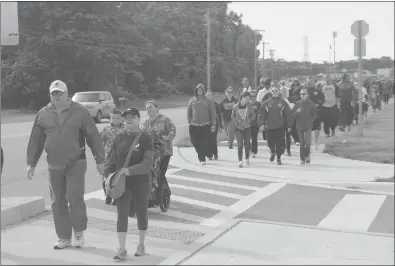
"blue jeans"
235,127,251,161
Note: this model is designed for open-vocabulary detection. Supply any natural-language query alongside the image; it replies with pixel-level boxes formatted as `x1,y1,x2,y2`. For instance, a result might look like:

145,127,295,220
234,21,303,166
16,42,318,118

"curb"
160,219,240,265
1,197,46,229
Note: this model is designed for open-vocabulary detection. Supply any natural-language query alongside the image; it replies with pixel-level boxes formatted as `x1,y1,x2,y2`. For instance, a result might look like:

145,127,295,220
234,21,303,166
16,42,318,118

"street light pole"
333,31,337,74
268,49,276,81
206,10,211,91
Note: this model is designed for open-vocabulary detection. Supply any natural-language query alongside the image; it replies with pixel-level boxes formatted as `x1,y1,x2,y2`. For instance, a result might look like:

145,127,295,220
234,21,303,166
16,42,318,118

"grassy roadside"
323,101,394,168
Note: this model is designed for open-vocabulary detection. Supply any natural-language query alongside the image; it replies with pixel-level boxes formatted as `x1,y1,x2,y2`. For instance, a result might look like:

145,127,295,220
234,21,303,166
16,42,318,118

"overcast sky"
228,1,394,63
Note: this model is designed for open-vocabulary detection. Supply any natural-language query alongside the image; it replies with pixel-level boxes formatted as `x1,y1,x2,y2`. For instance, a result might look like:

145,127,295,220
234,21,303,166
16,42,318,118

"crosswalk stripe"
318,194,387,232
148,207,205,223
200,182,287,227
167,174,259,191
171,184,244,199
171,195,227,211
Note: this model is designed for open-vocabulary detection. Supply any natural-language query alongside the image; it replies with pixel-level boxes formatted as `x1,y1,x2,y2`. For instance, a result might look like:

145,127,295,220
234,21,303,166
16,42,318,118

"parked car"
72,91,116,123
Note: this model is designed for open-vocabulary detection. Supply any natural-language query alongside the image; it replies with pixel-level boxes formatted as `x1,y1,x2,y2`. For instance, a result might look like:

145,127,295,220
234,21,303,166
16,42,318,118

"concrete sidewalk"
172,145,394,184
163,220,394,265
1,205,218,265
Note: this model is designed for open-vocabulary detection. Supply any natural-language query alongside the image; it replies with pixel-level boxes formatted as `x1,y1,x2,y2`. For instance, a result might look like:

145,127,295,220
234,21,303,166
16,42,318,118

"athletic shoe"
114,249,127,260
295,142,300,146
251,152,256,158
305,157,311,164
276,159,282,165
53,239,72,250
269,154,275,162
73,231,84,248
300,160,305,165
238,161,243,168
200,161,206,165
245,159,250,166
134,244,146,257
214,155,218,160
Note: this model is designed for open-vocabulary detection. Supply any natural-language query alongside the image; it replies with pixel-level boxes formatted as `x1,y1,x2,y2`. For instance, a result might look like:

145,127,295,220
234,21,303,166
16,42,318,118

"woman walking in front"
104,108,154,260
232,91,255,168
187,84,217,165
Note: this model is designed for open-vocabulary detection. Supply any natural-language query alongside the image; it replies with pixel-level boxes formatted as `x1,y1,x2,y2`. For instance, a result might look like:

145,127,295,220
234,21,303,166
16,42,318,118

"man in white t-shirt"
321,75,340,137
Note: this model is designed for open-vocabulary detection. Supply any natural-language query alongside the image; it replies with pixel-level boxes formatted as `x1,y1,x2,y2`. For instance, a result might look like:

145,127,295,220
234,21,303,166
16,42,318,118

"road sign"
1,2,19,45
333,31,337,38
354,38,366,57
351,20,369,38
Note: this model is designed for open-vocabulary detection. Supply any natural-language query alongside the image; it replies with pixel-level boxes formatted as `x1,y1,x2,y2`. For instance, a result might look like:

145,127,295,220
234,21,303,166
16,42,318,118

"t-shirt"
322,84,339,107
104,130,153,188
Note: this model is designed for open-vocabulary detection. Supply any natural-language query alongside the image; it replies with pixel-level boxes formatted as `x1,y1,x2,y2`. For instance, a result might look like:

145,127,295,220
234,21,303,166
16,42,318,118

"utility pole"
268,49,276,81
254,30,257,91
253,29,265,90
206,10,211,91
333,31,337,74
262,41,269,79
329,45,332,75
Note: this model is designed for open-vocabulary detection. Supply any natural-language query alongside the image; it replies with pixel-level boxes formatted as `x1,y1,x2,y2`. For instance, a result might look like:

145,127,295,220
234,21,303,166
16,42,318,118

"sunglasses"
50,91,65,96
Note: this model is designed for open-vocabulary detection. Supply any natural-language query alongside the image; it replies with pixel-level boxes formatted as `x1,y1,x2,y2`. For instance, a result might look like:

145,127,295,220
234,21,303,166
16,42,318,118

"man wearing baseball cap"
27,80,105,250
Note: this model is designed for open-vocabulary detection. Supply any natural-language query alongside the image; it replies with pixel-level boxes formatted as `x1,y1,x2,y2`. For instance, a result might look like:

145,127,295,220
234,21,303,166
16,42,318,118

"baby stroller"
147,152,171,212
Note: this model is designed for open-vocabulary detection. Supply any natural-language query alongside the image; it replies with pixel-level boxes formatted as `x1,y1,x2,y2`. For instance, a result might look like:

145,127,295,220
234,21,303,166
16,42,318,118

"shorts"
312,117,321,131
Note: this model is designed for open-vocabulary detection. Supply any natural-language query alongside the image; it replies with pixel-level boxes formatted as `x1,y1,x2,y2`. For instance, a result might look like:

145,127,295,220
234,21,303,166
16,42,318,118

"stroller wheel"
159,185,170,212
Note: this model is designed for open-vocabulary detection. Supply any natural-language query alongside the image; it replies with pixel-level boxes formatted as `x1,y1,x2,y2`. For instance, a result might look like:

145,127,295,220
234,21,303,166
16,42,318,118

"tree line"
1,2,393,110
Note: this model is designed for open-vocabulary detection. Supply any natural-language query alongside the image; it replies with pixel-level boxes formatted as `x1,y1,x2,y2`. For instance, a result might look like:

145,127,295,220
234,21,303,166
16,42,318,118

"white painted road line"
318,194,387,232
171,195,227,211
84,189,105,200
167,174,259,191
149,207,205,223
199,182,287,227
171,184,244,199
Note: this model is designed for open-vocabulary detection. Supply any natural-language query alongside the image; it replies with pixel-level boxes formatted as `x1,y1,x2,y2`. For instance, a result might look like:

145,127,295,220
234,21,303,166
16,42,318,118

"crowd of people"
186,74,394,167
17,74,394,261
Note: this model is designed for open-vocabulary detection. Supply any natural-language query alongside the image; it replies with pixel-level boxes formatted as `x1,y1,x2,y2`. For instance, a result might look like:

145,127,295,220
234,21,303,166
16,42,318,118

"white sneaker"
251,153,256,158
53,239,72,250
295,142,300,146
245,159,250,166
238,161,243,168
73,231,84,248
200,161,206,165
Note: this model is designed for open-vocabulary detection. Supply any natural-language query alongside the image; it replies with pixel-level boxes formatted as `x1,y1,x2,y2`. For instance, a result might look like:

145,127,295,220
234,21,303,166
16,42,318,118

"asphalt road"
1,107,189,205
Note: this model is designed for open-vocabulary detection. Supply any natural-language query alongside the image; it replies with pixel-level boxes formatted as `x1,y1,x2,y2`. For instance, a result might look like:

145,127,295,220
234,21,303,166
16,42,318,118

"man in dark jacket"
220,87,238,149
337,74,357,131
206,90,223,160
288,80,302,144
258,87,293,165
293,88,317,164
26,80,105,249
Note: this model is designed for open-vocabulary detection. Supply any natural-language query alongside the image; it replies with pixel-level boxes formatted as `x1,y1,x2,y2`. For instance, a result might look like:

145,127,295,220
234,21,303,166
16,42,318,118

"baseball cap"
122,108,140,118
49,80,67,93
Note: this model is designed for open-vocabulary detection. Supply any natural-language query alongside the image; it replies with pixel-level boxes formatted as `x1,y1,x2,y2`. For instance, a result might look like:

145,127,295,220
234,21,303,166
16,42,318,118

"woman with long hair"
104,108,154,260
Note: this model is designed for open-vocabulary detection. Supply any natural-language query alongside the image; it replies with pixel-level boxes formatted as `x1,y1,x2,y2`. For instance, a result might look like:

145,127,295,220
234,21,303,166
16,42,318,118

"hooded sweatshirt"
220,96,238,122
231,101,255,130
187,87,217,128
258,96,293,130
292,99,317,131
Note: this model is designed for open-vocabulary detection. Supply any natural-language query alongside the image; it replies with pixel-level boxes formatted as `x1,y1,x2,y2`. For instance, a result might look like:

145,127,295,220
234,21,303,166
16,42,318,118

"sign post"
1,2,19,177
351,20,369,137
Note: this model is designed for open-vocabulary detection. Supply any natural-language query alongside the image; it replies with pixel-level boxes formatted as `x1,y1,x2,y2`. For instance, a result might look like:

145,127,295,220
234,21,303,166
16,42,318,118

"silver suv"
72,91,116,123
